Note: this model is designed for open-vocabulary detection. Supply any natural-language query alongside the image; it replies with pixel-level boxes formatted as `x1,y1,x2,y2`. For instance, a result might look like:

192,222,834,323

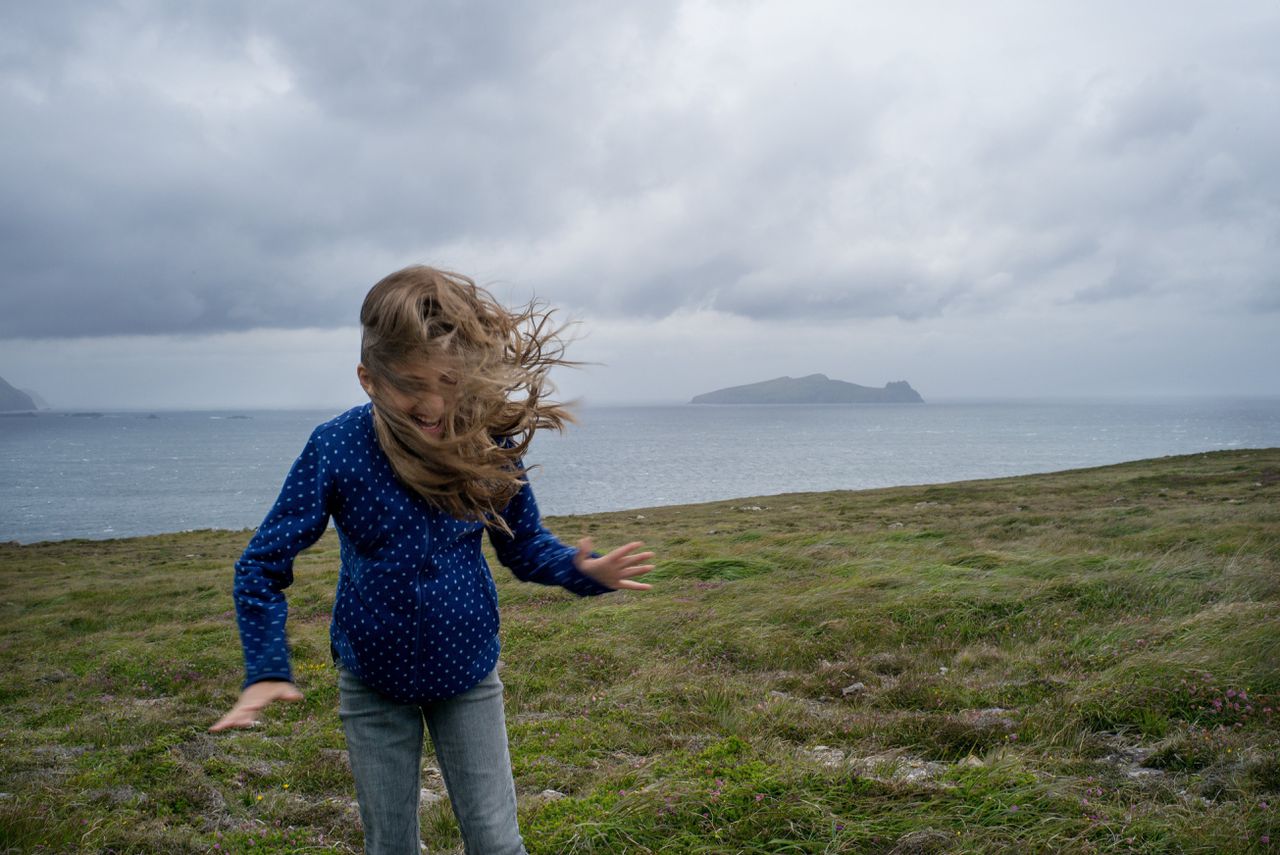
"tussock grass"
2,449,1278,853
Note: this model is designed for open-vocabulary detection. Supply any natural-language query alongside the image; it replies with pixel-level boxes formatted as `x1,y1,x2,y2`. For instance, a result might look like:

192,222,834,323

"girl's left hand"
574,538,655,591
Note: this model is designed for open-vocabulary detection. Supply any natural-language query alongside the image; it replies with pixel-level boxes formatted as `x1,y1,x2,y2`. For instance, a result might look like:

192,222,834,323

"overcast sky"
2,1,1277,409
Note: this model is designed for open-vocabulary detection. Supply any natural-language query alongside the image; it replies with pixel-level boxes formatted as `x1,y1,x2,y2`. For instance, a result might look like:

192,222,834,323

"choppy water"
2,398,1278,543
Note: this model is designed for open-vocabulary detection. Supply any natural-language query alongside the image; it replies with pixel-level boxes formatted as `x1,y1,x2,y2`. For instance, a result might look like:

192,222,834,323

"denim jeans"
337,664,527,855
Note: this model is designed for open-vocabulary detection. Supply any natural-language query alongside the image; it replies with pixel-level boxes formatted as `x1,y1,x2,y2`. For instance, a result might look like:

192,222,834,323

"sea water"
2,398,1278,544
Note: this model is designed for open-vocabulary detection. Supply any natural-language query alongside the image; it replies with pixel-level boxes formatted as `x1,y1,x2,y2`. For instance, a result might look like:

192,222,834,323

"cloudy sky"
2,0,1277,409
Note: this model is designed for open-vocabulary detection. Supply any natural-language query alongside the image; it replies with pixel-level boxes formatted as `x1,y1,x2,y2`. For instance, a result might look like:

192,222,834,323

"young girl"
210,266,654,855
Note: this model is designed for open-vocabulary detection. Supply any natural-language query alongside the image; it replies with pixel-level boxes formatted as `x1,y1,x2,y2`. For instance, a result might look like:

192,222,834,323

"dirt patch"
957,707,1018,730
173,734,220,763
86,785,149,806
33,744,93,760
320,748,350,770
889,828,954,855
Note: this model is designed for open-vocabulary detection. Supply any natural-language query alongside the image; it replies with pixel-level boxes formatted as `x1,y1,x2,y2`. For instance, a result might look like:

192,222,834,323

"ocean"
3,398,1278,544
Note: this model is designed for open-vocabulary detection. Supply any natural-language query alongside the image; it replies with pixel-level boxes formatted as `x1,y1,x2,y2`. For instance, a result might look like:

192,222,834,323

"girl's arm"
489,474,614,595
232,427,334,690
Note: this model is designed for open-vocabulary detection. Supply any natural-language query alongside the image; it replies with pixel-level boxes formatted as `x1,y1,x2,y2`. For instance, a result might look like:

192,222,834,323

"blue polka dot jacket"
233,402,612,703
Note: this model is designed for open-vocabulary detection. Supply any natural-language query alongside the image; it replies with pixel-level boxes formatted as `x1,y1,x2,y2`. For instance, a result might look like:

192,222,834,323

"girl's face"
357,361,458,436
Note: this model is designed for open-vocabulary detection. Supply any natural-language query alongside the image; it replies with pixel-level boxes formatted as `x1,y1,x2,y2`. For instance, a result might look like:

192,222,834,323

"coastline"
6,446,1279,547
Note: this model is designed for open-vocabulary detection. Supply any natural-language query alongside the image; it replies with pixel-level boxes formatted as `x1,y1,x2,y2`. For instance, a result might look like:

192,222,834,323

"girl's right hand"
209,680,304,733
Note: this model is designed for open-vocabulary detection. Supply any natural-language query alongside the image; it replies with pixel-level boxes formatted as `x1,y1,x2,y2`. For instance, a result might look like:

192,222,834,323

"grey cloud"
1092,72,1205,152
1069,254,1158,305
2,1,1279,339
1,0,687,337
714,264,965,323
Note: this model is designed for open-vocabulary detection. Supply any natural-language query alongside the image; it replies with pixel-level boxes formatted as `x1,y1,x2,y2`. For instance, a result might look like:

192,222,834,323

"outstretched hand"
574,538,655,591
209,680,304,733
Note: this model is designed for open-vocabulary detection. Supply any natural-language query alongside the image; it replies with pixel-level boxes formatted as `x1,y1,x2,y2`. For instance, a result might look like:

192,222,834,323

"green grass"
2,449,1279,853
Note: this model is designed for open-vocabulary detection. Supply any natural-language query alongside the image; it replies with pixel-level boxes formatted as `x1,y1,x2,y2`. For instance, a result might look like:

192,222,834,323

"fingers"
208,682,303,733
209,706,262,733
604,541,646,561
621,563,656,578
575,537,657,591
600,545,654,569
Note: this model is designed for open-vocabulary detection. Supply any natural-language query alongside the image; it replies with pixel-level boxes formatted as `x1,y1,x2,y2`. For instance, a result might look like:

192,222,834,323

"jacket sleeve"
488,469,613,597
233,427,333,689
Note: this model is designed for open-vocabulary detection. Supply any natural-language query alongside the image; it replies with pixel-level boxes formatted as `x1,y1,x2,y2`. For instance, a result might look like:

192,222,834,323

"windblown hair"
359,266,577,532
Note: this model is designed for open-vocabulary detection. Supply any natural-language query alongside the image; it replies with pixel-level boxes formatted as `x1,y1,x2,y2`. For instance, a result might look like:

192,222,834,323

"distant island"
0,375,38,412
691,374,924,404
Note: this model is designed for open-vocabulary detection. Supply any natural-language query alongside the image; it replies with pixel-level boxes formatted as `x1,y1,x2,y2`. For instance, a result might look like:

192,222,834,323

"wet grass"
1,449,1278,853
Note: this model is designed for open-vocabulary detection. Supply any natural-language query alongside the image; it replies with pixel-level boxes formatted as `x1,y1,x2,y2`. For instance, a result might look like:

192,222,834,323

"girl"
210,266,654,855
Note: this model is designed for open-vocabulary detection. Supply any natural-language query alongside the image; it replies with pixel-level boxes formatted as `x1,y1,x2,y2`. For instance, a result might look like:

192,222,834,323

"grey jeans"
337,664,527,855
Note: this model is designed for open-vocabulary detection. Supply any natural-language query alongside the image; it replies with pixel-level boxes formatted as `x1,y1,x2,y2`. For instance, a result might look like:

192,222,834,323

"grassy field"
2,449,1278,854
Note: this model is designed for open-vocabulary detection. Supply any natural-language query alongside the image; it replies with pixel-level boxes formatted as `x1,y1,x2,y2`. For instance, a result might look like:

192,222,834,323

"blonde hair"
359,266,576,531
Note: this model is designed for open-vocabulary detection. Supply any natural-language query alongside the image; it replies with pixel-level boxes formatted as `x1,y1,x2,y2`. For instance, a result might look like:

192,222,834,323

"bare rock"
847,751,951,787
422,763,446,791
799,745,846,768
